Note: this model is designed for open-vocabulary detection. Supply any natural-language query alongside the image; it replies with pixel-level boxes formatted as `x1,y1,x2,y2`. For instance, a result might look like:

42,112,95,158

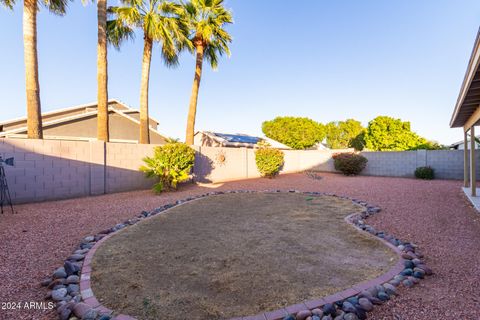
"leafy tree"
262,117,325,150
107,0,190,144
364,116,434,151
325,122,342,149
410,141,446,150
350,131,366,151
183,0,233,145
325,119,365,150
1,0,69,139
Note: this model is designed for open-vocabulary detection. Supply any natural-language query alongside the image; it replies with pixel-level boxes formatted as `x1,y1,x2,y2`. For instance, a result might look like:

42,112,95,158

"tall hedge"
262,117,325,150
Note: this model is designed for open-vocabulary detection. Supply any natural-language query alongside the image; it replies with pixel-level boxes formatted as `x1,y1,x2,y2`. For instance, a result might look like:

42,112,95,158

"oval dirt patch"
91,192,397,320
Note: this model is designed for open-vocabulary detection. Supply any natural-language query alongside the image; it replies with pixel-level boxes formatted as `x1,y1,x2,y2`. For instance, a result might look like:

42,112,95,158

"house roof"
0,99,167,140
214,133,261,144
195,131,292,149
450,28,480,128
450,135,480,147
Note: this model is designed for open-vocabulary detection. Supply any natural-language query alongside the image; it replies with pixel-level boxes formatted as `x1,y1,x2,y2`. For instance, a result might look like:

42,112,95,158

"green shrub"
415,166,434,180
333,153,368,175
255,147,284,178
140,142,195,193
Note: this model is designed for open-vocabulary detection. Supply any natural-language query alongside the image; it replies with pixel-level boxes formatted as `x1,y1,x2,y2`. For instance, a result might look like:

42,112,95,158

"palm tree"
183,0,232,145
97,0,109,142
107,0,189,144
1,0,68,139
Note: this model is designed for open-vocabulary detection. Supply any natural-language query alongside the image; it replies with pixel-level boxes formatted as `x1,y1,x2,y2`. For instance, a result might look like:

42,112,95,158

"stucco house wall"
0,99,167,144
42,112,166,144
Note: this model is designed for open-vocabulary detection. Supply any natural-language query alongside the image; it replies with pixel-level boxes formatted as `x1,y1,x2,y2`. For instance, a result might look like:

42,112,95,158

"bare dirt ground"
0,172,479,320
91,193,396,320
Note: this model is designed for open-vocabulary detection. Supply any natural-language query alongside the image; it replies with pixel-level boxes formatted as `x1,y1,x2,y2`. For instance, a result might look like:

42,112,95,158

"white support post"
471,126,476,197
465,130,469,188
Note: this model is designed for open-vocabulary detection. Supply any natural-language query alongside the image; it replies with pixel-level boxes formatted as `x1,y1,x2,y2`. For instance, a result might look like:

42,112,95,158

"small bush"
140,142,195,193
333,152,368,175
255,147,284,178
415,166,434,180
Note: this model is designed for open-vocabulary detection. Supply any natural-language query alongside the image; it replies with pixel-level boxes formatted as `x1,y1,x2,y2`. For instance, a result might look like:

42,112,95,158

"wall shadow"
193,150,214,183
0,139,159,204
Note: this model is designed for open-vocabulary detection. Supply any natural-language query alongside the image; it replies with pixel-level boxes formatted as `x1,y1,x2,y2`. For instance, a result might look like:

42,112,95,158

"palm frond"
119,0,143,8
107,18,135,50
0,0,16,10
204,44,218,69
160,46,180,67
111,6,142,26
42,0,70,15
107,0,192,64
182,0,232,69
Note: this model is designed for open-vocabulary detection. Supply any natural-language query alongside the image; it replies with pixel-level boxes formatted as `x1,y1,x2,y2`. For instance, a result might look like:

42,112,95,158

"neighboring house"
194,131,291,149
450,137,480,150
310,141,331,151
0,99,167,144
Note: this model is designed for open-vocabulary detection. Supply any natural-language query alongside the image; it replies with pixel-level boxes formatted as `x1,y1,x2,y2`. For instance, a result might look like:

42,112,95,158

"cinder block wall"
193,148,349,183
105,143,158,193
0,137,475,204
0,138,162,204
360,149,478,179
361,151,418,177
194,148,476,182
425,150,467,180
0,139,92,203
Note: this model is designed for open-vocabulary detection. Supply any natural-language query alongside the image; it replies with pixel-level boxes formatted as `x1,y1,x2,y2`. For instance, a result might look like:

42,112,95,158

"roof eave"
0,98,128,127
450,28,480,128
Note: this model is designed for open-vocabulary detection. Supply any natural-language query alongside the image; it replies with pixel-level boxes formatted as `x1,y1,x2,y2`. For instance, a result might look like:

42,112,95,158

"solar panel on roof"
213,133,260,144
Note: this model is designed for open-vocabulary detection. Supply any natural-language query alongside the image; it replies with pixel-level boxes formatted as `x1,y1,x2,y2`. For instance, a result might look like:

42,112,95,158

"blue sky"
1,0,480,144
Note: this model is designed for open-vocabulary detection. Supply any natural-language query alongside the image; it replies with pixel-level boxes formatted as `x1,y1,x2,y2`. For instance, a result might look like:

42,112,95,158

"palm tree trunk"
139,36,153,144
23,0,43,139
97,0,109,142
185,43,204,145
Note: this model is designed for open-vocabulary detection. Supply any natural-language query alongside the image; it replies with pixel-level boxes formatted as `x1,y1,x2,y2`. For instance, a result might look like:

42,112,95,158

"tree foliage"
183,0,233,69
325,119,365,150
107,0,190,66
262,117,325,150
0,0,70,14
364,116,441,151
1,0,69,14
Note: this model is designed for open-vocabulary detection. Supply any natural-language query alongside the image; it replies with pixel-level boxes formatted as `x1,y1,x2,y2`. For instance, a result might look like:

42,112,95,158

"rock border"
42,190,433,320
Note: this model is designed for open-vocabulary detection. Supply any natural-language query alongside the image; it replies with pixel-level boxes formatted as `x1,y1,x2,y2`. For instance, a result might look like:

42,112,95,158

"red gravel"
0,173,479,320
